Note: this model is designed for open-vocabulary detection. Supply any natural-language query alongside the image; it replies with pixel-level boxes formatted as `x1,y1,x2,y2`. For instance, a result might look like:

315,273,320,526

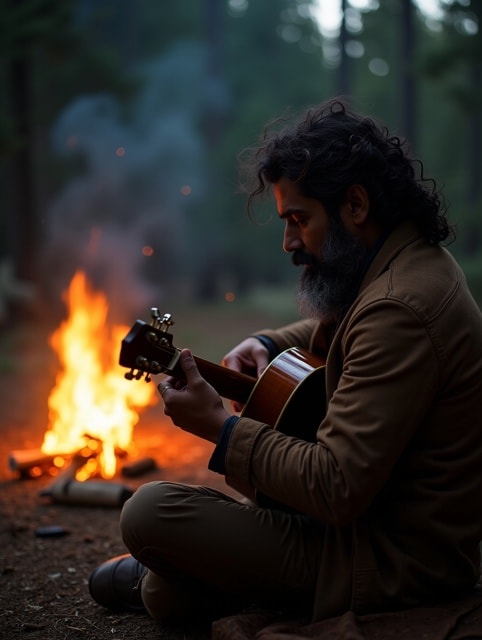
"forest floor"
0,297,296,640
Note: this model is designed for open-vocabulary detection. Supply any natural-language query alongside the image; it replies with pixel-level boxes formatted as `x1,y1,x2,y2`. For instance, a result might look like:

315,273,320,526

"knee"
119,481,161,552
119,481,190,553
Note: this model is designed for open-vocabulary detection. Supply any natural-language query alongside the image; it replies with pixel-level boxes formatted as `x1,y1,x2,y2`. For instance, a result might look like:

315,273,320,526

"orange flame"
41,271,156,479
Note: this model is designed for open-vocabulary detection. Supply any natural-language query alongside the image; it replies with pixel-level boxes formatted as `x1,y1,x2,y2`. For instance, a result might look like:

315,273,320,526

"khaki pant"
120,481,325,621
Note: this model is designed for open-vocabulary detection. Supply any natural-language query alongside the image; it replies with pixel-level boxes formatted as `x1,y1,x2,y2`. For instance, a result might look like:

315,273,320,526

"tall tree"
1,0,72,284
419,0,482,254
400,0,417,149
338,0,350,95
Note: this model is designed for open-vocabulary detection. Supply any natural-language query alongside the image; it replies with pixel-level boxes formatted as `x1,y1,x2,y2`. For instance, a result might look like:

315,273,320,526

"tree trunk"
8,52,38,284
400,0,417,150
338,0,349,96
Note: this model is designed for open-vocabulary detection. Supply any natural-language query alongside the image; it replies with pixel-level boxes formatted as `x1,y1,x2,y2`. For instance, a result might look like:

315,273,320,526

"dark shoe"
89,553,146,612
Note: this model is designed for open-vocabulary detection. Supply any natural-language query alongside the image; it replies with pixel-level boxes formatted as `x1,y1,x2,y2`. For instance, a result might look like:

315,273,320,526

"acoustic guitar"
120,309,327,509
119,308,327,443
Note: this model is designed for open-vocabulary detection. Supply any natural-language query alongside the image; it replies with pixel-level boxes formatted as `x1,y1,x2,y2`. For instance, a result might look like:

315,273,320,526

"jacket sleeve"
224,298,439,525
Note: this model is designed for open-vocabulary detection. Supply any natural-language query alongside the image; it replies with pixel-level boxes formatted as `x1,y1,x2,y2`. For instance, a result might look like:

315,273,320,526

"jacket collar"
359,221,422,294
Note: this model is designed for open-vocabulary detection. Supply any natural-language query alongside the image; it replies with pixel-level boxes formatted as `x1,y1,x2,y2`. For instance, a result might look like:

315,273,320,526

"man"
89,99,482,623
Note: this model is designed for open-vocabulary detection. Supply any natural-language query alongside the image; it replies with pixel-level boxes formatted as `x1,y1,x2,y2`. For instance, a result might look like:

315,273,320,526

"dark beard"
295,217,369,321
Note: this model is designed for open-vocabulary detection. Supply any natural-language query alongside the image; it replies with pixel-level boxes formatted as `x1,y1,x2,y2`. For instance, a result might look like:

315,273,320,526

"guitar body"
241,348,326,442
229,347,326,511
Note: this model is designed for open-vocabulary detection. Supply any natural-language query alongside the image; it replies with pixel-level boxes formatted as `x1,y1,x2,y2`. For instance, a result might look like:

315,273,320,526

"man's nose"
283,223,303,253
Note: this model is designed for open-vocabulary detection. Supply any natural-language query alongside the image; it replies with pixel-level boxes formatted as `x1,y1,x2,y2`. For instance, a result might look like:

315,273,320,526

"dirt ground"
0,313,259,640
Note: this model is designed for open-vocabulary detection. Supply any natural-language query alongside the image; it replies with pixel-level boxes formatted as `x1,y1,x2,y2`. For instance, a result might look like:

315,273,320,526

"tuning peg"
160,313,174,330
150,307,161,326
125,369,135,380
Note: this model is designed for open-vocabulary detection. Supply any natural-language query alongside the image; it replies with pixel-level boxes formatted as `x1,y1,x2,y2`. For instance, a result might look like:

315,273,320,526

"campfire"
42,270,156,478
10,271,157,500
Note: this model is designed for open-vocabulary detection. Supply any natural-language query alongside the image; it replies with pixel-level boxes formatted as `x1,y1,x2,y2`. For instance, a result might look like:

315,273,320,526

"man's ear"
341,184,370,229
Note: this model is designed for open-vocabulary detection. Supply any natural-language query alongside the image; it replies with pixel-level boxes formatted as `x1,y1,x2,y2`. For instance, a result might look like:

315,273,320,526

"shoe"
89,553,146,612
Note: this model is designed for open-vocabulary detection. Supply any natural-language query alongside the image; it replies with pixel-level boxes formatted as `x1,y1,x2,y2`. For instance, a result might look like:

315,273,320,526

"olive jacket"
224,221,482,620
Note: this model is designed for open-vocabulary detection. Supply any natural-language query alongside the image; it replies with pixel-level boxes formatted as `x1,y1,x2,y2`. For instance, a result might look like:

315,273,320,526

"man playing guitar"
89,99,482,626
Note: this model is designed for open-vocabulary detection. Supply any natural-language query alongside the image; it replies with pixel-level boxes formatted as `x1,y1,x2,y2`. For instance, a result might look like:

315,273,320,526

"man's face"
273,177,369,320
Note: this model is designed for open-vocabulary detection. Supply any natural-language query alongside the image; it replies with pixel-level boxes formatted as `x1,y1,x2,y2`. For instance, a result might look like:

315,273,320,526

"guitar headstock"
119,309,181,382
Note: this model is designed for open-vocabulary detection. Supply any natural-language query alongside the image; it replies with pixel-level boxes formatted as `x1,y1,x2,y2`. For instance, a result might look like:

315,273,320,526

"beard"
295,216,370,321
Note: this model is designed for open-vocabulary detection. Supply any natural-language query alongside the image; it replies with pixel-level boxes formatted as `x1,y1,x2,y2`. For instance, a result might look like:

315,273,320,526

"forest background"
1,0,481,333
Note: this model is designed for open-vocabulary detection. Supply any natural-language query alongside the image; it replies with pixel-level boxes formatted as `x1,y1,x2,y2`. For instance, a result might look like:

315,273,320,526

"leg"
120,481,325,621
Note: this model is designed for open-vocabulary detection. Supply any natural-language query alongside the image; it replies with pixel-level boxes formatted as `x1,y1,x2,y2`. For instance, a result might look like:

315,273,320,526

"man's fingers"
222,338,270,377
179,349,199,381
157,352,198,401
158,382,174,399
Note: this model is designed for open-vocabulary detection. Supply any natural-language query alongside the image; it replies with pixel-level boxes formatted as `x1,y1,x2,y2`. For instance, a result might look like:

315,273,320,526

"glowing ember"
41,271,156,479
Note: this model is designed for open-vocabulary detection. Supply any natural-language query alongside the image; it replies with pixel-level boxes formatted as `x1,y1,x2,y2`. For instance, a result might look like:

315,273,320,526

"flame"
41,271,156,479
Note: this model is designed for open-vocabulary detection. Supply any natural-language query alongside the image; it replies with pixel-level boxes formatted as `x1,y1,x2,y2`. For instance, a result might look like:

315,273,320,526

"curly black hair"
244,99,454,246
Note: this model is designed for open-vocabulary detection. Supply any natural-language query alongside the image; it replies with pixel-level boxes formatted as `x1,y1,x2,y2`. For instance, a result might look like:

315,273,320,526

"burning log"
39,454,133,507
8,439,105,479
9,449,68,478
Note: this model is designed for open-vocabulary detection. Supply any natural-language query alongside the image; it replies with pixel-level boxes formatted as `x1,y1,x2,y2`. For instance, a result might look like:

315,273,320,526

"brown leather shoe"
88,554,146,612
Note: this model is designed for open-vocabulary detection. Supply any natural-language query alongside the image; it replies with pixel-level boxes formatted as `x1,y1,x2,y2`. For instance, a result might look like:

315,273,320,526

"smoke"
41,41,211,323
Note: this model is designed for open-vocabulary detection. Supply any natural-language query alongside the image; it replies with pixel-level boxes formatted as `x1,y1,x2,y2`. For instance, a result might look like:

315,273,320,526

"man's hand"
222,338,269,412
158,349,229,444
222,337,269,377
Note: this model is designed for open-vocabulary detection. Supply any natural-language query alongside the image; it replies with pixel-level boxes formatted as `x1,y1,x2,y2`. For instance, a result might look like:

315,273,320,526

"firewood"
8,449,67,477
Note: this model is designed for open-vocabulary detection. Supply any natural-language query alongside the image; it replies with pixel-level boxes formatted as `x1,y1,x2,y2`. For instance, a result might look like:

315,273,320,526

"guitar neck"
119,319,257,404
171,354,256,404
